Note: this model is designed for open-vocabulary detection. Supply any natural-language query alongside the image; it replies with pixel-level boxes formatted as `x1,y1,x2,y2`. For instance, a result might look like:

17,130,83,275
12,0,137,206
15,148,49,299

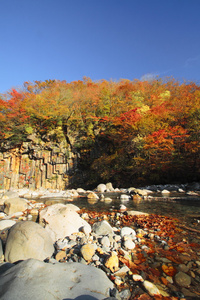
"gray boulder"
39,203,91,242
92,220,113,235
4,221,54,263
3,197,28,215
0,258,114,300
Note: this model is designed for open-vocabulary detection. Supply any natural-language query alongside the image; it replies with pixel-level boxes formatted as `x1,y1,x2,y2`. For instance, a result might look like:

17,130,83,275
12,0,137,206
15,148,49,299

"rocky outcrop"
0,136,78,190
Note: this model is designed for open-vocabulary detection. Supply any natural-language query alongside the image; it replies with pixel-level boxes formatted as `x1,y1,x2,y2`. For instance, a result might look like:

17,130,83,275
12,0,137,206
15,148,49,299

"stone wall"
0,143,77,190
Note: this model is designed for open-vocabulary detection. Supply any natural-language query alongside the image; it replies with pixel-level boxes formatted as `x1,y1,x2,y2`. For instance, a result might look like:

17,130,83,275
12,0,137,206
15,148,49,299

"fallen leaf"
162,264,177,277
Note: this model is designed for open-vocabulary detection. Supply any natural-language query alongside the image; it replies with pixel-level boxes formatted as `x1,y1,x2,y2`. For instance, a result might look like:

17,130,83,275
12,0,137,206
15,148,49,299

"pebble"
132,274,144,282
123,239,135,250
101,236,111,248
80,243,96,261
178,264,190,273
143,280,161,296
175,271,192,287
120,227,136,237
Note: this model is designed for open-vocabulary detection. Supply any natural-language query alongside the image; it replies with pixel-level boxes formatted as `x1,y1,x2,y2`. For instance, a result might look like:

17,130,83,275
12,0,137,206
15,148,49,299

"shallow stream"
40,192,200,229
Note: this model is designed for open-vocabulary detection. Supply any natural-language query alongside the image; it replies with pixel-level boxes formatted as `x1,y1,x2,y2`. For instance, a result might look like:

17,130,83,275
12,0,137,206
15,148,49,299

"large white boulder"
4,221,54,263
39,203,91,242
0,258,114,300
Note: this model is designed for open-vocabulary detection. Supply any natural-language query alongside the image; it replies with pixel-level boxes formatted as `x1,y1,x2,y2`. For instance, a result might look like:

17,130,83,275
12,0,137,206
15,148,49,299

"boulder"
0,220,16,230
4,221,54,263
97,184,107,193
1,191,19,200
3,197,28,215
39,203,91,242
0,258,114,300
106,182,114,191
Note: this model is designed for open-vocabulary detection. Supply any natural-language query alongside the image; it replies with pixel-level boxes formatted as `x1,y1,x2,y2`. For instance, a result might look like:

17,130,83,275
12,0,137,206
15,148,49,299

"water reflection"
41,194,200,225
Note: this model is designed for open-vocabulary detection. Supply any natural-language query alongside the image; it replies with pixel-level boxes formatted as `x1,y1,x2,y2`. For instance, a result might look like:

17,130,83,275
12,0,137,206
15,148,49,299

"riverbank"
0,184,200,299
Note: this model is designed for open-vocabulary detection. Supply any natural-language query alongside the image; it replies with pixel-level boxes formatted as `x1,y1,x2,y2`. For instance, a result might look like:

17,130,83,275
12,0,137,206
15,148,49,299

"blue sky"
1,0,200,93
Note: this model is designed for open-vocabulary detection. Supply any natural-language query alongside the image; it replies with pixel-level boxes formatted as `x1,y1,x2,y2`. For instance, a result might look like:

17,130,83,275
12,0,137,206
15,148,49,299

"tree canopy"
0,77,199,186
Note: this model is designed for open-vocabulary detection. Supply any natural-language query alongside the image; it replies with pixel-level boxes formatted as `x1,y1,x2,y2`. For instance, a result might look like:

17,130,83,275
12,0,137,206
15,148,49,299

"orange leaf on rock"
162,264,177,277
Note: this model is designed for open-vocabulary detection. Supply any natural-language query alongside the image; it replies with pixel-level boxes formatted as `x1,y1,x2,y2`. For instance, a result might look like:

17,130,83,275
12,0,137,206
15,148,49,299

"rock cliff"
0,134,78,190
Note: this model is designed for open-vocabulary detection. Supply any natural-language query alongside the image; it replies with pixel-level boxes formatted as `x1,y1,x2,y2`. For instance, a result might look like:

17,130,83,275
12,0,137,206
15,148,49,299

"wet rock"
87,192,99,199
175,271,192,287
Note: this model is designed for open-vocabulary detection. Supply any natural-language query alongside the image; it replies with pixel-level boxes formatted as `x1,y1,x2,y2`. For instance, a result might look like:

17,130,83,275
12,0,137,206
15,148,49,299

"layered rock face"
0,137,77,190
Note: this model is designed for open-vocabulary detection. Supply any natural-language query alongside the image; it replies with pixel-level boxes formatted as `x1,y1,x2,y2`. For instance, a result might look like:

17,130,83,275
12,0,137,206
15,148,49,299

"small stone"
178,264,189,273
181,287,197,297
55,250,67,261
143,280,161,296
92,254,99,262
132,274,144,282
80,225,91,236
175,271,192,287
123,239,135,250
114,266,130,277
166,276,173,283
119,289,131,300
104,252,119,273
114,277,123,286
120,227,136,237
80,243,96,261
101,236,111,248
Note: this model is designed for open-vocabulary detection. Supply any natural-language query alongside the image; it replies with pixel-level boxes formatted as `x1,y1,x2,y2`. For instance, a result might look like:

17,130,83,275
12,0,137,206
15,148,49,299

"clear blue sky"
1,0,200,93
